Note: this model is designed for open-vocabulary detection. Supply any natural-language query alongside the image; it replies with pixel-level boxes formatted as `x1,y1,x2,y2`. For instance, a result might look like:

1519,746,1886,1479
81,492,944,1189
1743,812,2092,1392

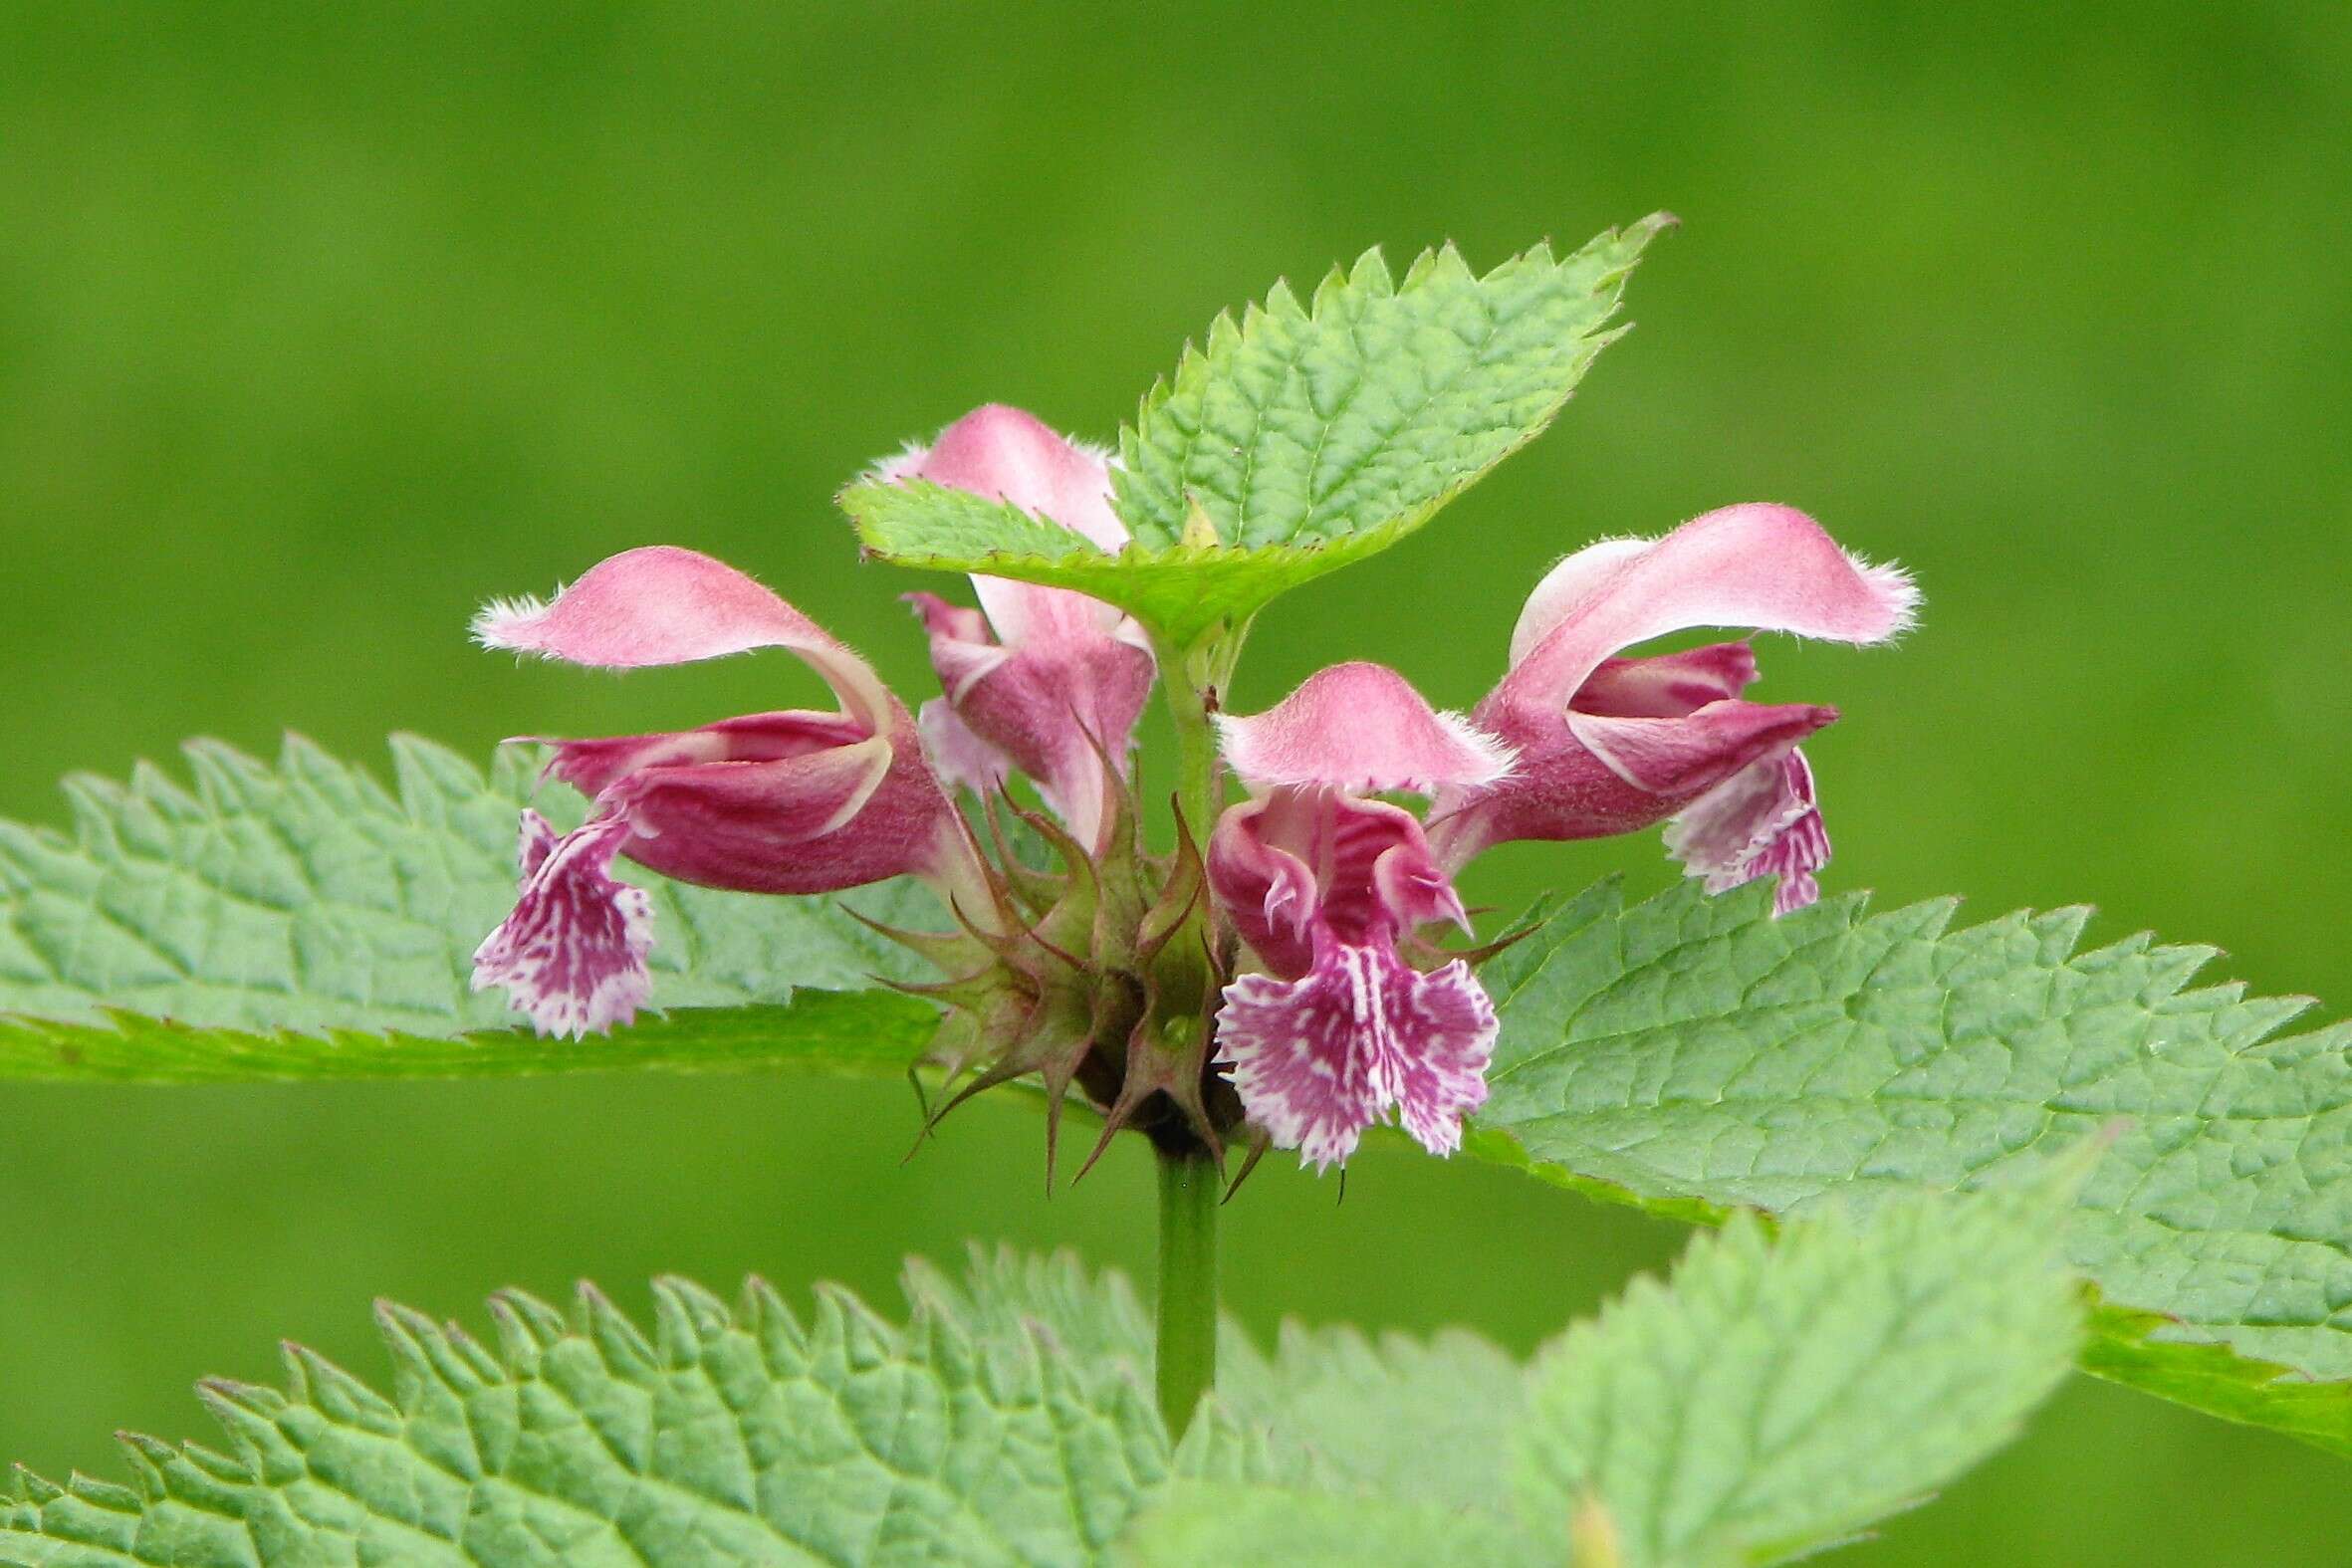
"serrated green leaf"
0,1255,1213,1568
0,736,941,1082
1114,218,1670,552
842,216,1671,647
1515,1188,2082,1568
1469,877,2352,1456
1136,1191,2074,1568
0,1249,1542,1568
902,1249,1526,1510
1117,1485,1545,1568
1213,1322,1522,1510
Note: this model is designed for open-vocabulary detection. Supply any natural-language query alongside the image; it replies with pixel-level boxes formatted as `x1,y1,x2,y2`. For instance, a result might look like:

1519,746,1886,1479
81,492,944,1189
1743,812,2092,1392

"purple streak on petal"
472,545,896,730
1215,934,1498,1171
472,811,653,1037
1215,662,1516,795
1375,958,1499,1157
534,711,871,798
1216,960,1382,1171
1208,789,1466,978
596,730,969,896
1429,698,1835,869
516,807,562,876
1664,748,1831,914
1565,700,1837,796
1572,642,1760,718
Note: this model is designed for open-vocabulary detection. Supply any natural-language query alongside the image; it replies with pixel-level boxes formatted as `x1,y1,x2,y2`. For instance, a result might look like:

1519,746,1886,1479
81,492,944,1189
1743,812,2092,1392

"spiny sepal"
870,777,1246,1182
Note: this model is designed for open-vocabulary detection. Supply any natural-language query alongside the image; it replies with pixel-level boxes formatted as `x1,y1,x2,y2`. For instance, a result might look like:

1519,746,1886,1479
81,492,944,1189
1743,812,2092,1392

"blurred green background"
3,3,2347,1560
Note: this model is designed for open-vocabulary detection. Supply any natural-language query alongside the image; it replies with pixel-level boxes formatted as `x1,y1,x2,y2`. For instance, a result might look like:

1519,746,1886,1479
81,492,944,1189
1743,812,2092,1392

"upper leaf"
1514,1187,2082,1568
0,737,938,1082
1113,216,1671,552
842,215,1672,647
1469,877,2352,1456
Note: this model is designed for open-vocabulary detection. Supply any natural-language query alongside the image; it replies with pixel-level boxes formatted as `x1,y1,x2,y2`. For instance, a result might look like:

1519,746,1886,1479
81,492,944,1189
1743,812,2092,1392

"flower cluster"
472,405,1915,1171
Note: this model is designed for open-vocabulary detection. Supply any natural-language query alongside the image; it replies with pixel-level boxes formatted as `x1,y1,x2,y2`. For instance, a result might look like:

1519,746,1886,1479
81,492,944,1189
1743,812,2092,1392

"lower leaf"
1467,877,2352,1456
0,737,942,1085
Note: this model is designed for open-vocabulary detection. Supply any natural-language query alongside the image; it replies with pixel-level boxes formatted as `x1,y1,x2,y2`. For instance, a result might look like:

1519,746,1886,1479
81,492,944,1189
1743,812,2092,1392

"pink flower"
1427,505,1917,914
879,405,1157,851
1206,663,1515,1170
469,546,986,1035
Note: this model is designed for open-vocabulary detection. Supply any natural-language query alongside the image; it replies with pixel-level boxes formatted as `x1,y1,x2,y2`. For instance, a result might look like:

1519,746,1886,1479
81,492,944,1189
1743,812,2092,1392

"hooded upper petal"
1503,505,1918,710
471,811,654,1036
1216,663,1515,795
882,403,1128,552
1428,506,1912,892
473,546,895,732
886,410,1157,851
881,404,1135,649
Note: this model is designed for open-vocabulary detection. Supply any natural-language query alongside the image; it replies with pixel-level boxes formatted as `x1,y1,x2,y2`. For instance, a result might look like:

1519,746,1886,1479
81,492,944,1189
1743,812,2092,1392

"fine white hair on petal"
471,590,560,651
1215,662,1517,795
1068,434,1119,471
862,439,933,486
1502,505,1926,708
1853,557,1924,639
1427,707,1521,788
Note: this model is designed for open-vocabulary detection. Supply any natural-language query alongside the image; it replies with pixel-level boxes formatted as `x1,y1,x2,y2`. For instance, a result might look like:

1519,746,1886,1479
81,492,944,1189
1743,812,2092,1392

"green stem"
1154,1145,1220,1437
1150,630,1236,1437
1162,653,1222,845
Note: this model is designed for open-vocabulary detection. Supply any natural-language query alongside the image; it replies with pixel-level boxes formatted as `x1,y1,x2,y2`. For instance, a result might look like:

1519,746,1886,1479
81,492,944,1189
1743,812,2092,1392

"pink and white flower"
1206,663,1515,1170
469,545,987,1035
1426,504,1917,914
879,405,1157,851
